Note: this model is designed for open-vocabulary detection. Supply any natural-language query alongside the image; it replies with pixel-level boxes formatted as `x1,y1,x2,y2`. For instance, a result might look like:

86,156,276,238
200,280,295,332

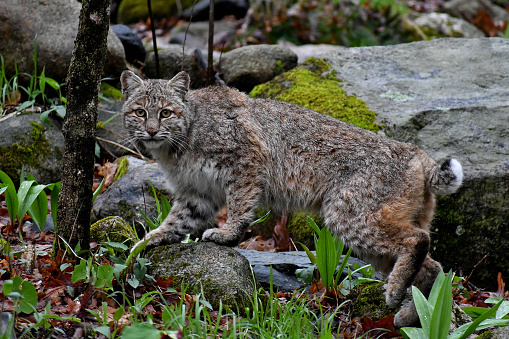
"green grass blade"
335,248,352,284
92,177,104,203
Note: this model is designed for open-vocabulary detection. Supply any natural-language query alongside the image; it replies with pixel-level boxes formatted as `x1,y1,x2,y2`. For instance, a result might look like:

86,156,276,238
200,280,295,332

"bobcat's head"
120,70,191,152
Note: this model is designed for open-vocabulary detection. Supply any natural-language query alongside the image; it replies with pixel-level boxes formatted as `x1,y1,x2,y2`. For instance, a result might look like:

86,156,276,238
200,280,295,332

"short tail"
428,158,463,196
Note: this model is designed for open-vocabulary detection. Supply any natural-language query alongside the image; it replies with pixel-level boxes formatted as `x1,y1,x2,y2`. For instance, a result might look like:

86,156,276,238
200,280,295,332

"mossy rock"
100,82,124,101
147,242,261,313
286,212,323,250
0,113,63,184
90,216,137,245
250,57,380,133
431,175,509,291
117,0,195,24
352,281,395,321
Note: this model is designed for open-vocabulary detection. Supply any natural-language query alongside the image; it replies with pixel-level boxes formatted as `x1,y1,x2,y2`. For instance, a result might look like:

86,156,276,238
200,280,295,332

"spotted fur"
120,70,463,327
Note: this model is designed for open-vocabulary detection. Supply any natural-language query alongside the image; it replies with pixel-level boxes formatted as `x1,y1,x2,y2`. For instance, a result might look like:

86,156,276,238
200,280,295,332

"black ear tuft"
120,70,144,99
168,71,190,98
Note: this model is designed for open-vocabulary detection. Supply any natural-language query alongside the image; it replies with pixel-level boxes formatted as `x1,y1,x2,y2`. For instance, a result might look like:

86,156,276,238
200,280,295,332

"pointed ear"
168,71,190,98
120,70,143,99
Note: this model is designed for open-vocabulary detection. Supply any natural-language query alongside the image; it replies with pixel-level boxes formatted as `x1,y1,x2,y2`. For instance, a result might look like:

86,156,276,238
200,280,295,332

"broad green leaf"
95,264,114,289
50,181,61,227
2,279,13,296
160,194,171,219
449,299,504,339
335,248,352,284
430,270,452,339
0,170,18,225
428,270,446,307
113,305,125,322
306,215,321,234
10,277,38,314
400,327,427,339
16,100,35,112
95,326,111,337
40,109,52,126
316,227,337,291
296,266,315,285
120,323,162,339
72,259,88,283
41,76,60,90
104,241,128,252
298,242,316,265
411,286,433,335
127,277,140,289
113,263,127,280
28,187,48,231
17,180,40,221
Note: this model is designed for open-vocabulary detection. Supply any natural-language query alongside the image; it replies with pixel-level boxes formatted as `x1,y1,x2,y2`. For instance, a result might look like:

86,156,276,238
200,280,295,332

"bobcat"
120,70,463,327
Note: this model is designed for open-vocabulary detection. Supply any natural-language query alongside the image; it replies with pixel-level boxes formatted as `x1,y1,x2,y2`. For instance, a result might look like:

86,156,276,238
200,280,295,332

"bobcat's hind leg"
132,198,217,252
393,255,442,328
385,229,430,308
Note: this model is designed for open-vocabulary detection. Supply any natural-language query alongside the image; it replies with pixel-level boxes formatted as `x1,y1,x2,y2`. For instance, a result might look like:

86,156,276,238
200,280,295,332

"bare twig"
206,0,215,86
462,254,489,288
147,0,159,77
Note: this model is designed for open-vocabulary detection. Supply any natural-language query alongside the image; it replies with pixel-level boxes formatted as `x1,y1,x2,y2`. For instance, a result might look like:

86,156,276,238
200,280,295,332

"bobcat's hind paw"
393,301,419,328
202,228,242,247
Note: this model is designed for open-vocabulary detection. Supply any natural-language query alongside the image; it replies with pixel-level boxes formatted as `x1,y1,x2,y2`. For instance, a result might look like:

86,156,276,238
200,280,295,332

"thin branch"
147,0,159,77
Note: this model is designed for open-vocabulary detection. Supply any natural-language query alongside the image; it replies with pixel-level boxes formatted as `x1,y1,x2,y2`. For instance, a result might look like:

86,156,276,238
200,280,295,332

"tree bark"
56,0,110,254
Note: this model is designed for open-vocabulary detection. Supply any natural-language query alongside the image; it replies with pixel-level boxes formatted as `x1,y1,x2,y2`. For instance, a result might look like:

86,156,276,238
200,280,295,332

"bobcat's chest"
159,155,225,203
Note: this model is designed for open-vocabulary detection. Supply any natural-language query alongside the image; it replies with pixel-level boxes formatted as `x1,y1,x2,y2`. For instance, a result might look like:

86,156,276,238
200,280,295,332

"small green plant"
0,40,66,122
400,270,509,339
139,180,171,231
0,169,60,235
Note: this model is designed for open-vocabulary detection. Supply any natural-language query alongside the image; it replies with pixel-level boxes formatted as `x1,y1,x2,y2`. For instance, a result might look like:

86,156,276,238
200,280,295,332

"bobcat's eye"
160,109,173,118
134,109,146,117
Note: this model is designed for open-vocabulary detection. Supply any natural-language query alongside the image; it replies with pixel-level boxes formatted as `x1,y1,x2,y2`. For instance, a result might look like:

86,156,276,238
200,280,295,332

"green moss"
286,212,323,250
0,121,51,182
100,82,124,100
113,156,130,182
476,330,493,339
117,0,195,24
431,176,509,291
250,57,380,132
90,216,137,244
352,281,395,321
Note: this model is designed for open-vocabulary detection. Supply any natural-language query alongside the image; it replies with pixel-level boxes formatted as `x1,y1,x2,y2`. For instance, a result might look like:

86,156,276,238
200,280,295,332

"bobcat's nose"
147,129,158,137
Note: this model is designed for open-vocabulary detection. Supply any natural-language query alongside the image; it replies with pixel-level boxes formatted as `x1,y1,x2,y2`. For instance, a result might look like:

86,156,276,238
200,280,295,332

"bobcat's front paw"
131,228,180,253
384,284,406,308
202,228,242,247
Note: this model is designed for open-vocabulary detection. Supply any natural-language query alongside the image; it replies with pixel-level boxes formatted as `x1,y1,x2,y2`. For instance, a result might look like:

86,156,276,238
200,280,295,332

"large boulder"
92,162,170,226
318,38,509,290
147,242,258,310
0,113,64,184
0,0,125,84
217,45,298,92
117,0,195,24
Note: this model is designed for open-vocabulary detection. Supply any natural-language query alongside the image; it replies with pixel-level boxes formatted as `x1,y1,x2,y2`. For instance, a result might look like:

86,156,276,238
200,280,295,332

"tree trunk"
56,0,110,254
